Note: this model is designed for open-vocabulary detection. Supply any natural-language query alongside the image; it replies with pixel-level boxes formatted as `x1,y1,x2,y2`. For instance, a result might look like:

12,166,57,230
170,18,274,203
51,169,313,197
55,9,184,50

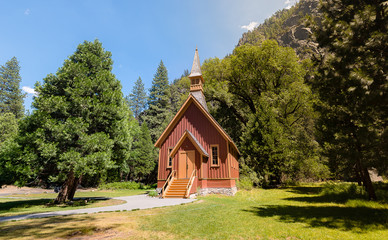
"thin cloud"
284,0,298,9
241,21,259,31
24,8,31,15
22,86,37,96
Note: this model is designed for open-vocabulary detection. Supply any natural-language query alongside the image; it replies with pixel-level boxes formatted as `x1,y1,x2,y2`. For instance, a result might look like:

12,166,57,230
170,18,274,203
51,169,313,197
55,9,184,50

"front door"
178,150,195,179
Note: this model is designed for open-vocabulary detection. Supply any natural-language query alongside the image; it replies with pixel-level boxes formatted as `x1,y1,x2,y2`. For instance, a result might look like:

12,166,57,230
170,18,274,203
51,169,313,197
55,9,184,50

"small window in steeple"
196,78,199,84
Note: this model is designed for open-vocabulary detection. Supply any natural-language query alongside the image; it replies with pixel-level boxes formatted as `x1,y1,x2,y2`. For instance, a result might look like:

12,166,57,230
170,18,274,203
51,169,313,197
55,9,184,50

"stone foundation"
198,187,237,196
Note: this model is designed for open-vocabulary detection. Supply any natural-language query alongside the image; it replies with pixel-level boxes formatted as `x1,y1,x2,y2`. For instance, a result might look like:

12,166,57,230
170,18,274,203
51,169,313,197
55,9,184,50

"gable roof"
169,130,209,158
154,93,240,154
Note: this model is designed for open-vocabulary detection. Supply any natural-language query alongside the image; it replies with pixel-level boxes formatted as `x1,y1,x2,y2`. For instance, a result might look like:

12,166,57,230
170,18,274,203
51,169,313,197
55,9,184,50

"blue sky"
0,0,297,110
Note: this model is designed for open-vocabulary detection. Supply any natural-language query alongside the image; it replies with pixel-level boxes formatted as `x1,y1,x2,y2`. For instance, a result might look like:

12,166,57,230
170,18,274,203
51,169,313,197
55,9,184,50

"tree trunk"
55,171,81,203
354,163,362,186
67,175,81,201
55,171,75,203
362,166,377,200
356,159,377,200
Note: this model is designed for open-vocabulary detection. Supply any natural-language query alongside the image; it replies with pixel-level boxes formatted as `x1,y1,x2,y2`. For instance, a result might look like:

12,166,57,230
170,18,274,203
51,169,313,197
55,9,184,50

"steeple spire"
188,47,204,93
189,47,203,78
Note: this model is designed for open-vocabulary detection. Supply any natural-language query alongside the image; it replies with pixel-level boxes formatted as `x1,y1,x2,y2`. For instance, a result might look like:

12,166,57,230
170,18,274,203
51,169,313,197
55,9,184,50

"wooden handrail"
161,170,176,198
185,169,196,198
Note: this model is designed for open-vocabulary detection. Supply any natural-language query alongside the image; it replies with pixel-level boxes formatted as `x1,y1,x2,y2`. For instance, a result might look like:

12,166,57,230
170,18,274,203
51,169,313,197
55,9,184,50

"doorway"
178,150,195,179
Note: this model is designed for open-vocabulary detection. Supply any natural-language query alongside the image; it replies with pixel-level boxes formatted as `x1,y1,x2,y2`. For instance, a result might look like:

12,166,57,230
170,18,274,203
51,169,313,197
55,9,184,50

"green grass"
7,189,148,199
0,189,147,218
0,183,387,239
138,184,388,240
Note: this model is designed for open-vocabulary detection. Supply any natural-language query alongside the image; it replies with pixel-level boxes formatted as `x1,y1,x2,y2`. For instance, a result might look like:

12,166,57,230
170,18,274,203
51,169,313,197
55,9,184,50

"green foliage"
320,182,367,202
0,57,25,119
170,74,190,114
98,181,153,190
236,176,254,190
127,77,147,119
312,0,387,199
142,60,171,142
126,122,156,182
203,40,328,184
10,40,132,196
0,112,18,146
147,190,159,197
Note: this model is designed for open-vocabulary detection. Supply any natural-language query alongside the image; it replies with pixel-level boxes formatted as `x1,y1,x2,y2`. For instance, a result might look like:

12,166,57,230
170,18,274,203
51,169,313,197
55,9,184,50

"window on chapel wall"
211,145,219,166
168,148,173,168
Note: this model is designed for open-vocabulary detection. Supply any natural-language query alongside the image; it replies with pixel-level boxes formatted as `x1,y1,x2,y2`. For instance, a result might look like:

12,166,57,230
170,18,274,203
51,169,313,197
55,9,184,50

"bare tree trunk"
55,171,75,203
67,176,80,201
354,163,362,186
356,159,377,200
362,166,377,200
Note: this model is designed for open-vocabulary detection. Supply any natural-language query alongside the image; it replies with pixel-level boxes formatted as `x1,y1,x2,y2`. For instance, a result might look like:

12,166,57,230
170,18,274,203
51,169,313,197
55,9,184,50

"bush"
237,176,254,190
147,190,159,197
99,181,143,190
320,182,366,202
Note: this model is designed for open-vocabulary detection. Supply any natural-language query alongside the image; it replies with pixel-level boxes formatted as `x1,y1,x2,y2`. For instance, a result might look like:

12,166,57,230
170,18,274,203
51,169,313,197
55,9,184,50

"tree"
203,40,327,184
141,60,171,142
13,40,132,203
127,77,147,120
126,122,156,182
0,57,25,119
312,0,387,200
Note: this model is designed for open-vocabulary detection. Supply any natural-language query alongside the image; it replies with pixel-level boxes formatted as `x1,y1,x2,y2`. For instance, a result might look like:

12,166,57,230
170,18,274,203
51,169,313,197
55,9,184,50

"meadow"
0,183,387,239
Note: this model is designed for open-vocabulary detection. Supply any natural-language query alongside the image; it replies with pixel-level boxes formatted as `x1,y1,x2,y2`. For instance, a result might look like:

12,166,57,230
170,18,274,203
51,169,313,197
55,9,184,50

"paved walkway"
0,195,196,223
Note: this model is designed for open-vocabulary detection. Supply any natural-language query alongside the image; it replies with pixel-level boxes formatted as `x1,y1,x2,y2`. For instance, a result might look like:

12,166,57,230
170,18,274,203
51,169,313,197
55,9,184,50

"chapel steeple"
189,47,204,93
188,47,208,111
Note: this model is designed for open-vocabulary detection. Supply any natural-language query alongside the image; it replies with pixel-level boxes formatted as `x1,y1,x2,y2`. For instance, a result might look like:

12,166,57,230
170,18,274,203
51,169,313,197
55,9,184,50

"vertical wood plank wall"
158,103,230,180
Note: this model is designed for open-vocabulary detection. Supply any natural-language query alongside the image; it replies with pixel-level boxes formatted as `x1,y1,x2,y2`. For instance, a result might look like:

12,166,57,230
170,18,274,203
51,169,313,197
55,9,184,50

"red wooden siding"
158,103,229,180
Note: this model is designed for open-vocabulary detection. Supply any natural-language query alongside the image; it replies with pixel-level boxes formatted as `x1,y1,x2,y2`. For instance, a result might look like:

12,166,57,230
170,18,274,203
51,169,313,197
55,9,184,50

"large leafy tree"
312,0,387,200
14,40,132,203
127,77,147,120
142,60,171,142
0,57,25,119
203,40,327,184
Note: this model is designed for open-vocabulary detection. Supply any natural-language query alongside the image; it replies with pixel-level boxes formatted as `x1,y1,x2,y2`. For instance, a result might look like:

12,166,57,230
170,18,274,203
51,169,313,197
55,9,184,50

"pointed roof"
169,130,209,158
154,94,240,155
191,91,208,112
189,47,202,78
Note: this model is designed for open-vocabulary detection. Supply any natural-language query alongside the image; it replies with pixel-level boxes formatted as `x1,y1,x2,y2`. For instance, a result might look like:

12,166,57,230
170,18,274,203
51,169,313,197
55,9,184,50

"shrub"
320,182,366,202
147,190,159,197
237,176,254,190
99,181,142,190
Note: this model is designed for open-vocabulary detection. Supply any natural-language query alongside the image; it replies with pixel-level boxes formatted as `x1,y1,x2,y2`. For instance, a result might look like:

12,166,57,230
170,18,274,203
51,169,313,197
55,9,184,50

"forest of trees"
0,0,386,201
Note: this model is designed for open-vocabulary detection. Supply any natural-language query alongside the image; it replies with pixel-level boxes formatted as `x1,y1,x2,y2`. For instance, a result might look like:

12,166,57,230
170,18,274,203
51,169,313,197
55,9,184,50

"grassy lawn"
0,184,387,239
0,189,148,218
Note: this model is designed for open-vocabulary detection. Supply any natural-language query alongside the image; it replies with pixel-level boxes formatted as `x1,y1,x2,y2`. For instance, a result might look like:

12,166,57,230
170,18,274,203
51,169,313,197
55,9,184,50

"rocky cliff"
238,0,320,59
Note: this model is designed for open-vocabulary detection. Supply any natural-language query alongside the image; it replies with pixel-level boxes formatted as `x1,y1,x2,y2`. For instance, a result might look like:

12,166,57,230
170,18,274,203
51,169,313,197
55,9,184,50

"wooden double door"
178,150,195,179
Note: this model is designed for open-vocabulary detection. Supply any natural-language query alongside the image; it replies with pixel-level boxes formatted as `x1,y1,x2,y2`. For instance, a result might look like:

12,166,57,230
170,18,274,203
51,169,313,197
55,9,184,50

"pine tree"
14,40,132,203
312,0,387,200
142,60,171,142
127,77,147,120
127,122,156,181
0,57,25,119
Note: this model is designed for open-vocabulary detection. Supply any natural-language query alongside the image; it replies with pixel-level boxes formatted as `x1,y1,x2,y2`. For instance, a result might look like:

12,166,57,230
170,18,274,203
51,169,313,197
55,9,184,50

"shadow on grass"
286,186,323,195
0,215,118,239
244,205,388,232
0,197,110,216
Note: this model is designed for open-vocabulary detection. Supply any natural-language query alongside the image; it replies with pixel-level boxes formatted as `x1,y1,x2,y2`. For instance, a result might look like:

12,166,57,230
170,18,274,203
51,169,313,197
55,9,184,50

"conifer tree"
15,40,132,203
142,60,171,142
127,122,156,181
312,0,387,200
127,77,147,120
0,57,25,119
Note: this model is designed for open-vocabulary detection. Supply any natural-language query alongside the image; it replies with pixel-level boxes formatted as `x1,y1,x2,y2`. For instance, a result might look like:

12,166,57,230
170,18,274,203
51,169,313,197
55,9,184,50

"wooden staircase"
164,178,190,198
